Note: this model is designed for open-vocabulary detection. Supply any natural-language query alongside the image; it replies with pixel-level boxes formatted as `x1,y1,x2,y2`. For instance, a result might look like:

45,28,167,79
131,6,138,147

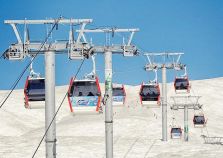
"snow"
0,78,223,158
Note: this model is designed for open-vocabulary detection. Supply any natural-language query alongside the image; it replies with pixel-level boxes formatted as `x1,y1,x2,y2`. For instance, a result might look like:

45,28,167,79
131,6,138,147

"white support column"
104,50,113,158
184,106,189,141
162,65,167,141
45,51,56,158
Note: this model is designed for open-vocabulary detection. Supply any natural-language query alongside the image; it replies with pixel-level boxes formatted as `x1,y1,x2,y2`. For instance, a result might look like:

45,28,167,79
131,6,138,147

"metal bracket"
123,45,138,56
68,42,92,60
102,94,109,105
84,54,97,79
29,58,41,78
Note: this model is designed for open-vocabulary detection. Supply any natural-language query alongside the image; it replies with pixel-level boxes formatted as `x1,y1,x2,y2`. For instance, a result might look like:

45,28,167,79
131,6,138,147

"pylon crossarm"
4,34,138,60
3,18,93,60
87,45,137,55
4,19,93,25
76,28,139,33
6,18,93,44
76,28,139,45
144,52,185,71
76,28,139,56
144,52,184,56
3,40,92,60
170,96,202,110
171,104,202,110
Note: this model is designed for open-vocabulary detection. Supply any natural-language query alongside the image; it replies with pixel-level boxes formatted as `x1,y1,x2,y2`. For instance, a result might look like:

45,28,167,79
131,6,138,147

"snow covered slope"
0,78,223,158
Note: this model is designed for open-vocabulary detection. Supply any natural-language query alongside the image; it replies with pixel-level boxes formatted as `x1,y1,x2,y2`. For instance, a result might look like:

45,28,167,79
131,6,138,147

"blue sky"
0,0,223,90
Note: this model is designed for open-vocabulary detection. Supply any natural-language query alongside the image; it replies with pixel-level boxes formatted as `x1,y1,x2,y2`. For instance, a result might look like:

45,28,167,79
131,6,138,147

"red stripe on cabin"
24,76,29,108
95,76,101,111
139,82,143,105
174,77,176,92
67,77,74,112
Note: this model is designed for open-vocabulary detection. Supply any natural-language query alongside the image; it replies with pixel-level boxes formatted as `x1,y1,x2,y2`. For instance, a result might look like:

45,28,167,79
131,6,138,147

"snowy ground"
0,78,223,158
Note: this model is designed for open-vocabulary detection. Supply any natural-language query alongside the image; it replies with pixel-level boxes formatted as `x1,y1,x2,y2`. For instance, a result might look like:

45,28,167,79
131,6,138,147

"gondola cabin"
68,77,101,113
139,83,160,106
174,76,190,93
170,126,182,139
112,85,126,106
24,77,45,108
193,114,206,128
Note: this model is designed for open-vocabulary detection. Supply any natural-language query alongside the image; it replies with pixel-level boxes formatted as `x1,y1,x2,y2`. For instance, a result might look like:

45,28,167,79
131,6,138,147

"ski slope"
0,78,223,158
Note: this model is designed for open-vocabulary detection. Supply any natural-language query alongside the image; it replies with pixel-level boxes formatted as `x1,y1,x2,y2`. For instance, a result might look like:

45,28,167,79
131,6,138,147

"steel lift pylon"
144,52,186,141
171,95,203,141
3,18,139,158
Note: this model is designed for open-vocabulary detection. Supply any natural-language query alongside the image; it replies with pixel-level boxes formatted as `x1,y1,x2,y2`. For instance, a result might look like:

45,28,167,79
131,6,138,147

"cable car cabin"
174,77,190,93
24,77,45,108
139,83,160,106
68,77,101,113
112,85,126,106
170,126,182,139
193,114,206,128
